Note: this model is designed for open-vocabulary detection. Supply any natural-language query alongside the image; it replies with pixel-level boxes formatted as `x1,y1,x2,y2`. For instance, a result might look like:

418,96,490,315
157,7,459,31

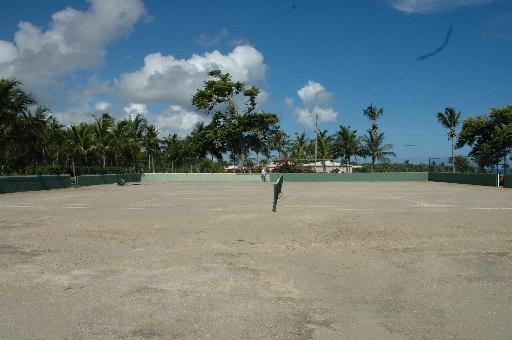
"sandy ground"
1,181,511,339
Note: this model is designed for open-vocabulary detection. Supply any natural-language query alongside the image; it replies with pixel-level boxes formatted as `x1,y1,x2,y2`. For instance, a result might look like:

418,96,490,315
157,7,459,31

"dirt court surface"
1,181,511,339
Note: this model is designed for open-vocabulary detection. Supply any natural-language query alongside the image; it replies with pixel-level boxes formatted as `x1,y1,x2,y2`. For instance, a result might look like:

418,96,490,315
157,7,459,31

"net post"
272,175,283,212
273,183,277,212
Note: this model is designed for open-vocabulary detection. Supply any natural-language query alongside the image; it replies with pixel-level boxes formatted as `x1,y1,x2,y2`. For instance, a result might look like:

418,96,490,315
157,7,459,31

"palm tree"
16,106,53,175
162,133,183,173
289,132,311,163
110,119,129,173
361,131,396,173
317,130,334,173
334,125,362,173
437,107,461,173
68,122,92,176
91,113,114,175
43,117,65,166
124,114,148,173
0,78,37,152
144,124,160,173
363,103,384,133
270,129,291,160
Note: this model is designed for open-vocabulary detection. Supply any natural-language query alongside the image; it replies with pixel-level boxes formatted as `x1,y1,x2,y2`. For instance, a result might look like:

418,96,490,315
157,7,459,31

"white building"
303,161,361,173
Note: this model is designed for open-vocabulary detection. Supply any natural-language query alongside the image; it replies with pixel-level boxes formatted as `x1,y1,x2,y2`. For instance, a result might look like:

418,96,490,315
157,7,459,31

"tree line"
1,72,510,176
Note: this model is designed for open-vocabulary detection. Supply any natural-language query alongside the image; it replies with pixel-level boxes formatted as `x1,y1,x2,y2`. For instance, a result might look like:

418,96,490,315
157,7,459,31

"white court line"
179,197,254,199
0,205,36,208
470,207,512,210
280,206,390,210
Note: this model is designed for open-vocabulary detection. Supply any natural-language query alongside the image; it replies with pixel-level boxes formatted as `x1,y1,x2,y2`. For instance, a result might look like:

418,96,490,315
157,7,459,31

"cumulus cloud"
124,103,149,115
149,105,207,138
118,45,267,109
0,0,148,91
387,0,497,14
0,0,268,139
293,81,338,129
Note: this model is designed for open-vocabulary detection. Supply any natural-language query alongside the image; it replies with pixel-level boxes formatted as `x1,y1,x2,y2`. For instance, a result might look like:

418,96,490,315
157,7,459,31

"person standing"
261,168,267,182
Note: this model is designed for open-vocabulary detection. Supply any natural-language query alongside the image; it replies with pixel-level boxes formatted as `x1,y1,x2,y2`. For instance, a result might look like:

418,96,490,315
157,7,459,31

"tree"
363,103,383,133
361,131,396,173
456,105,512,169
191,70,279,168
42,117,65,167
91,113,114,175
188,122,225,173
124,114,148,173
110,119,129,173
16,106,53,175
437,107,461,172
289,132,311,162
333,125,362,173
68,122,92,176
162,133,185,172
0,78,37,152
144,124,160,173
316,130,334,173
269,129,290,159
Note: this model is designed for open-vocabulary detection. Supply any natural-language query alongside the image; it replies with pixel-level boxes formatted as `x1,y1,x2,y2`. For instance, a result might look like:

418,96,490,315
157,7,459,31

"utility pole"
314,113,318,173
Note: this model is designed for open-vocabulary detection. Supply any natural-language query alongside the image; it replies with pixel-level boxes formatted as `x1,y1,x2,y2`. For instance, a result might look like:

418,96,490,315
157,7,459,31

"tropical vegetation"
1,73,510,176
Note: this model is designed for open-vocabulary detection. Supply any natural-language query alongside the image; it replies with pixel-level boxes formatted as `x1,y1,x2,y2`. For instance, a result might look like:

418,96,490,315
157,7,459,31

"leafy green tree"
109,119,129,173
187,122,226,173
316,130,334,173
269,128,290,159
437,107,461,172
247,112,278,163
15,106,53,175
91,113,114,175
363,103,383,133
456,105,512,169
42,117,66,167
0,78,37,152
191,70,278,168
361,131,396,173
289,132,311,163
162,133,186,172
449,156,475,173
124,114,148,173
68,122,92,176
144,124,160,173
333,125,362,173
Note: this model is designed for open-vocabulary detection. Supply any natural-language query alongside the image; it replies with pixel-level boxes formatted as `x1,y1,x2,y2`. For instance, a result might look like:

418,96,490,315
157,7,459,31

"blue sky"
1,0,511,163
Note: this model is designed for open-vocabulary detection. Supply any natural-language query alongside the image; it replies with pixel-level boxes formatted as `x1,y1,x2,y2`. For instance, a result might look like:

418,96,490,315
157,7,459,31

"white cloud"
387,0,497,14
0,41,18,65
0,0,267,140
257,90,269,106
297,80,334,108
293,80,338,129
124,103,149,115
94,101,110,111
149,105,207,138
293,107,338,130
297,81,325,106
285,97,294,108
312,107,337,123
118,45,267,108
294,108,315,129
0,0,148,93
